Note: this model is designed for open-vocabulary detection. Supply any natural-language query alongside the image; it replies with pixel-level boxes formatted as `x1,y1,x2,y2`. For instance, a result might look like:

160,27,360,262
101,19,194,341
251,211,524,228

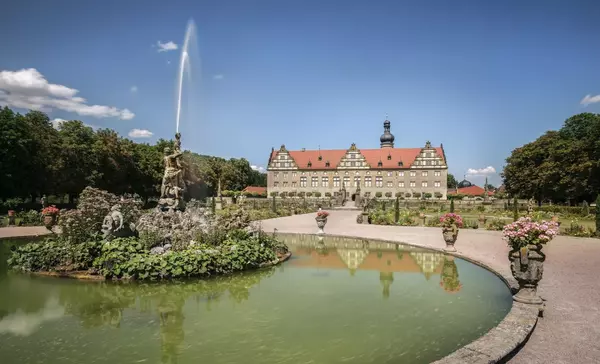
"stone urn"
419,212,426,226
509,244,545,304
442,224,459,252
7,210,16,226
478,214,487,225
316,216,327,235
43,214,57,230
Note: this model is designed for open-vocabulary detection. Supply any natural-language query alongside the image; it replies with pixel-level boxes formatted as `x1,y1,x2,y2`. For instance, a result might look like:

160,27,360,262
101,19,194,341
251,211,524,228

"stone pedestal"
510,244,545,305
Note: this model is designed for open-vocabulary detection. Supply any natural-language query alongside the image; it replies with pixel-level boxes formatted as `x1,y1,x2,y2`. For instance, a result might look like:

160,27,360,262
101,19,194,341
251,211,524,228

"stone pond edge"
279,231,540,364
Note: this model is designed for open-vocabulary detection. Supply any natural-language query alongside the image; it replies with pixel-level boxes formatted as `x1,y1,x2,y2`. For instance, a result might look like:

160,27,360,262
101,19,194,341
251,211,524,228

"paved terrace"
259,210,600,364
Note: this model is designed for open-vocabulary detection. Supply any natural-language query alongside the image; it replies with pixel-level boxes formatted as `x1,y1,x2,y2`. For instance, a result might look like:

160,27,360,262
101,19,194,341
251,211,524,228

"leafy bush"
562,220,596,238
325,192,332,197
385,192,392,198
476,205,485,212
423,193,432,199
463,219,479,229
270,192,278,197
8,239,103,272
395,192,403,198
288,191,297,197
434,192,443,199
582,201,590,216
306,192,313,197
413,192,422,198
280,191,288,198
298,192,305,197
486,219,507,231
16,210,42,226
375,192,383,198
93,234,285,280
405,192,411,198
314,192,322,198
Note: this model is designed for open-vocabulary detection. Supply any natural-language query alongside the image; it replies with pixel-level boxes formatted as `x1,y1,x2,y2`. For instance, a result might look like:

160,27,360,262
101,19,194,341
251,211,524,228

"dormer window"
398,161,403,167
307,161,312,168
325,160,330,167
318,155,322,161
377,160,383,167
387,154,392,160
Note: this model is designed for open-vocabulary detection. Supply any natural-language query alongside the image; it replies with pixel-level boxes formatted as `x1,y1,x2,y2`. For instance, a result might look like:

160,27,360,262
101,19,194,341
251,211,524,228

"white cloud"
128,128,153,138
130,86,138,93
51,118,66,129
466,166,496,176
580,94,600,106
213,74,224,80
251,165,266,173
0,68,134,120
157,41,178,52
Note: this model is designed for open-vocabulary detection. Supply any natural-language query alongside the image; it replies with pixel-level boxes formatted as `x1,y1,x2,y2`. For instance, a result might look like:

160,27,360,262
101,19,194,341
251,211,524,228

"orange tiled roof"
448,185,494,196
242,186,267,195
269,146,445,170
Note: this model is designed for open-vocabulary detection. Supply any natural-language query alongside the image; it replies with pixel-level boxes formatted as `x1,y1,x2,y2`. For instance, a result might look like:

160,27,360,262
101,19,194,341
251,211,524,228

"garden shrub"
562,220,596,238
8,239,103,272
405,193,411,198
375,192,383,198
413,192,422,198
485,219,507,231
93,233,285,280
596,194,600,236
314,192,322,198
17,210,42,226
325,192,331,198
385,192,392,198
423,193,432,199
306,192,313,197
582,201,590,216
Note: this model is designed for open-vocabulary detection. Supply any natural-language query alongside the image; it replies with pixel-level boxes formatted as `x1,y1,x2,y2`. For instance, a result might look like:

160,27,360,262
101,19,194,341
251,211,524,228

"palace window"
410,171,416,177
292,181,297,187
292,172,297,177
274,182,279,187
410,181,416,188
343,176,350,187
333,176,341,187
422,181,428,187
351,161,356,167
300,177,307,187
434,181,441,187
375,176,383,187
354,176,360,187
274,172,279,178
386,181,393,187
434,171,441,177
365,176,372,187
283,182,288,187
283,162,289,167
422,171,428,177
398,171,404,177
387,171,393,177
311,177,318,187
322,177,329,187
350,154,356,159
398,182,405,188
283,172,288,179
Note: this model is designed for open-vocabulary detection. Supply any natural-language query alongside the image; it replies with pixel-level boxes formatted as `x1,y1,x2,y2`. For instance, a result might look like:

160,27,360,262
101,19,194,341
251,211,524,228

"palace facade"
266,119,448,199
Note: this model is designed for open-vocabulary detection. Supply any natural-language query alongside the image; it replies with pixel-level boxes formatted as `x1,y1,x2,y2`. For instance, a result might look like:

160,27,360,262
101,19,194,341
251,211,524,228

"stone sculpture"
527,197,535,216
158,133,186,211
101,204,135,240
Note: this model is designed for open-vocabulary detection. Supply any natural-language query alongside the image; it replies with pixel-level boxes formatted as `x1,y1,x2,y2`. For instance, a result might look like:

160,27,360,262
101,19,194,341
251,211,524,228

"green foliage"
503,113,600,203
394,197,400,223
486,219,507,231
314,192,322,198
463,219,479,229
582,200,590,216
450,199,455,213
447,173,458,189
324,192,331,197
513,197,519,221
423,192,433,199
93,234,284,280
413,192,422,198
8,239,103,272
375,192,382,198
434,192,443,199
271,195,276,213
306,192,313,197
405,192,411,198
298,191,305,198
476,205,485,212
16,210,42,226
563,220,596,238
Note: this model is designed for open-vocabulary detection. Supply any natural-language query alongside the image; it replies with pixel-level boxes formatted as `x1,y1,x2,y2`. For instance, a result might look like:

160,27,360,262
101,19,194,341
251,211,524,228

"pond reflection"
280,234,459,297
0,234,509,364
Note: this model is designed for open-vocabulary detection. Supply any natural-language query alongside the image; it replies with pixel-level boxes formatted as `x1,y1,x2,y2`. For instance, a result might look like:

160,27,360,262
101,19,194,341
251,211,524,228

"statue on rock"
159,133,186,211
101,204,136,240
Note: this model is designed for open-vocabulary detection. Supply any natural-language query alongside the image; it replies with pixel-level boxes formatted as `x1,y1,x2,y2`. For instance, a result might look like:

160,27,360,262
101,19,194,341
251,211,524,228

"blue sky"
2,0,600,186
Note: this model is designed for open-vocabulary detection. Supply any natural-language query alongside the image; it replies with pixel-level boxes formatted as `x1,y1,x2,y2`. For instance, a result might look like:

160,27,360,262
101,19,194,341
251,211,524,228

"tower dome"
457,179,473,188
380,119,395,148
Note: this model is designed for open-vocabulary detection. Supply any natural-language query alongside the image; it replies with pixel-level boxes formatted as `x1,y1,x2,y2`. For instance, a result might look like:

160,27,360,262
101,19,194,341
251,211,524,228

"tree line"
0,107,266,204
502,113,600,203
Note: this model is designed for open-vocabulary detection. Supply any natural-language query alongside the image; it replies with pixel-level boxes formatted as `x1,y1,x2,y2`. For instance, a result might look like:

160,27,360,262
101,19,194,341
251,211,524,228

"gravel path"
259,210,600,364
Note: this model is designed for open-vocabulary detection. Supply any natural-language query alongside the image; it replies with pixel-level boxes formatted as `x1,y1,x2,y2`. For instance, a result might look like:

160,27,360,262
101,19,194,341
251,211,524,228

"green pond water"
0,234,512,364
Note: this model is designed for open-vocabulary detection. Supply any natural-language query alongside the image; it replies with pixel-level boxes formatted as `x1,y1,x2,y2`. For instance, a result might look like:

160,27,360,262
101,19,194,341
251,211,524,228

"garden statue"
101,204,135,240
315,210,329,235
527,197,535,216
158,133,186,211
41,194,48,208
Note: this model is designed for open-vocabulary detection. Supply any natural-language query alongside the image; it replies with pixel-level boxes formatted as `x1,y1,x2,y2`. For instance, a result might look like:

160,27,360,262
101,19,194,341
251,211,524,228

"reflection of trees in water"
51,268,275,362
439,256,462,293
0,275,62,320
379,272,394,299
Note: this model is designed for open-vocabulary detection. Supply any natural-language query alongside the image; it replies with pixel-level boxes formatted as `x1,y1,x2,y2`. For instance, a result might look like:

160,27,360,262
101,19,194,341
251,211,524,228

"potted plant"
503,217,559,304
7,210,16,226
41,205,60,229
315,210,329,235
439,256,462,293
439,213,463,251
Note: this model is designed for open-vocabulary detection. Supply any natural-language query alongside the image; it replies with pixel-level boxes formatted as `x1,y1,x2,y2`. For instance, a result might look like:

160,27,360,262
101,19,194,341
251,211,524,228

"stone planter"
316,217,327,235
478,214,487,225
509,243,545,305
43,214,57,230
442,225,459,252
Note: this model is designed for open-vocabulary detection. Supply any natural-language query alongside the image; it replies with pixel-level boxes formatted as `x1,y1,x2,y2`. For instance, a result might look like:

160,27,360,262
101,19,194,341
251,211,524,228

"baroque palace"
267,119,449,200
